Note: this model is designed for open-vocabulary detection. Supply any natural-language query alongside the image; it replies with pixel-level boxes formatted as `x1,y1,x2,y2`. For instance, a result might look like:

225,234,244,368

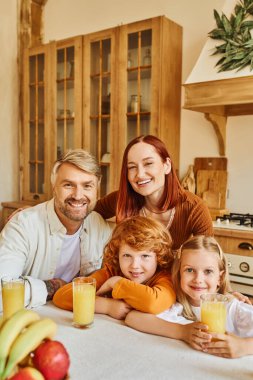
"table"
38,303,252,380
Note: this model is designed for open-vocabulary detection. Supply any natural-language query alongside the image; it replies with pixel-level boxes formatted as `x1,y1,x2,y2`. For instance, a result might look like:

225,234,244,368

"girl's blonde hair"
103,215,173,273
172,235,231,321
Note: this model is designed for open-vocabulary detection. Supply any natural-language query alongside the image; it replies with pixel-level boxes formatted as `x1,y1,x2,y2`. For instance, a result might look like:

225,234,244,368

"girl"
94,135,214,251
125,235,253,358
53,216,176,319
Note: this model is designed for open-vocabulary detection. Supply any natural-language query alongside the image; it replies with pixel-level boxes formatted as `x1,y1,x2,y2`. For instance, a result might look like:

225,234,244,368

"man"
0,149,112,309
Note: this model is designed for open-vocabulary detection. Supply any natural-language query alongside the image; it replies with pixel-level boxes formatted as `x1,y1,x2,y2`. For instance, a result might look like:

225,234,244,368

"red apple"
32,340,70,380
9,366,44,380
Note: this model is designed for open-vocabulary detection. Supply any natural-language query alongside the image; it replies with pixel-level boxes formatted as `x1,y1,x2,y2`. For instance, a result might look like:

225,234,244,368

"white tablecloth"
37,303,252,380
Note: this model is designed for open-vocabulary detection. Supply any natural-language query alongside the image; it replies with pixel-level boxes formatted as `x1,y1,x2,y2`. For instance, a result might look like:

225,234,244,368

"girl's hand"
182,322,212,351
202,332,246,358
96,276,123,296
231,291,251,305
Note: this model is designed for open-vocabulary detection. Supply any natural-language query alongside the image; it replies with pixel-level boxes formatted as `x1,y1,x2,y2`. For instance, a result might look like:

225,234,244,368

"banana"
1,318,57,380
0,309,40,377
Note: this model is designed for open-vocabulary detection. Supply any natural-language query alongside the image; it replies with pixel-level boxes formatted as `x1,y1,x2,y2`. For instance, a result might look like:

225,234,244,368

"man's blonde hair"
51,149,101,186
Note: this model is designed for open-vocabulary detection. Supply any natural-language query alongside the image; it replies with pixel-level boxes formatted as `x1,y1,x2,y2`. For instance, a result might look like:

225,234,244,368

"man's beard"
56,197,95,222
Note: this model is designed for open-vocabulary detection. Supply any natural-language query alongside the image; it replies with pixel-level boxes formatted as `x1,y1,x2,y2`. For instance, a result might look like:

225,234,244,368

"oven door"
225,253,253,297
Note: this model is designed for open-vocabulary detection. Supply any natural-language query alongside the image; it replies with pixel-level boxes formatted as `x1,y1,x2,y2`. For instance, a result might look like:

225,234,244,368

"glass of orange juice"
72,277,96,328
1,276,25,320
200,293,228,334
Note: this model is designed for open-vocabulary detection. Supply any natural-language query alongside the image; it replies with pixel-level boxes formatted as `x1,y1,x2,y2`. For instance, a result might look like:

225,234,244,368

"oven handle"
238,242,253,250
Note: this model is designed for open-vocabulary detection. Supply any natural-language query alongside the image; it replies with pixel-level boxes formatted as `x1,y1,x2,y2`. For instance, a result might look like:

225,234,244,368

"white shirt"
157,298,253,338
54,226,81,282
0,198,112,310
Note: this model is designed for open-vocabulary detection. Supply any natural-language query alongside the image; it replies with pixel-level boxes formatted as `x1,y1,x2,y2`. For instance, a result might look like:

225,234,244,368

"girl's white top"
157,298,253,338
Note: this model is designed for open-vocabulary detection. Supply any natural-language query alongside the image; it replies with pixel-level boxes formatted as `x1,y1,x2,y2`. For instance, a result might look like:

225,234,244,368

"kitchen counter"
37,303,253,380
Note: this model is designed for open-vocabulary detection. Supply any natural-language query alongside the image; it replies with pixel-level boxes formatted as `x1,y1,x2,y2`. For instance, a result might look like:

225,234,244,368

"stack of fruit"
0,309,70,380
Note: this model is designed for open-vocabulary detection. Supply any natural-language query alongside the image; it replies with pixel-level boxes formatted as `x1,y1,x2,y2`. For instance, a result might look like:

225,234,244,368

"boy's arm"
52,264,115,310
95,296,132,320
204,333,253,358
112,272,176,314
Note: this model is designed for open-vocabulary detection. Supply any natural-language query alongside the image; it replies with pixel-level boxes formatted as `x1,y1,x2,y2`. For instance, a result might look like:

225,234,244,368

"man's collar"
46,198,67,234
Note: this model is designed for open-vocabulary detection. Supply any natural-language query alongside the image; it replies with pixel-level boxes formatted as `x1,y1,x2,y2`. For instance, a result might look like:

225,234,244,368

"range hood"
183,0,253,155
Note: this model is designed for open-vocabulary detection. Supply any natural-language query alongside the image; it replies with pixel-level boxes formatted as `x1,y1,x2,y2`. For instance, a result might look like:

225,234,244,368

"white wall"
1,0,252,219
0,1,19,225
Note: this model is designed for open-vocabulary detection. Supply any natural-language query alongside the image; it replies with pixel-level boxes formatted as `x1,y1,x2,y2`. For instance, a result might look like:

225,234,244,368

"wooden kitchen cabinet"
10,16,182,212
214,228,253,258
83,16,182,193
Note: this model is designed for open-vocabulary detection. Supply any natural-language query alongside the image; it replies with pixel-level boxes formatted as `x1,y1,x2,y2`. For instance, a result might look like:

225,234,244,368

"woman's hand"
96,276,123,296
7,206,30,222
181,322,211,351
231,291,252,305
202,332,250,358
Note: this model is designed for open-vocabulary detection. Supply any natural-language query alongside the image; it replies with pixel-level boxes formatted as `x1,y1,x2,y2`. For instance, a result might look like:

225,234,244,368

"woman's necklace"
141,206,175,229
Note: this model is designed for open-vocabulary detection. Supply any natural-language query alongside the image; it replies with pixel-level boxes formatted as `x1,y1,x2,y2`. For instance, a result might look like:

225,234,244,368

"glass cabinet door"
23,46,50,202
84,31,115,197
54,37,82,160
127,29,152,143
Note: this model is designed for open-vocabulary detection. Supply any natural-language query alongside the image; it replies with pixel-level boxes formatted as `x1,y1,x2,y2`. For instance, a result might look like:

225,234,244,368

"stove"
213,213,253,297
214,213,253,229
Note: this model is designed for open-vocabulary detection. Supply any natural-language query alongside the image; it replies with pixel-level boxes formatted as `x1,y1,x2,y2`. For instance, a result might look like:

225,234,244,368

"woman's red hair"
116,135,184,223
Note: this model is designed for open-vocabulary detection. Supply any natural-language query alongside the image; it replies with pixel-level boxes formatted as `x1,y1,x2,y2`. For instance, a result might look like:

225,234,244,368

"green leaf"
221,13,233,34
243,39,253,47
213,9,223,28
225,38,241,47
215,56,226,67
241,28,252,42
235,4,243,15
208,28,227,39
247,3,253,14
234,8,244,30
241,20,253,29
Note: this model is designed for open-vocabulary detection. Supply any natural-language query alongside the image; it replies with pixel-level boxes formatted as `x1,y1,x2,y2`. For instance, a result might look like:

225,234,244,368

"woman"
95,135,213,250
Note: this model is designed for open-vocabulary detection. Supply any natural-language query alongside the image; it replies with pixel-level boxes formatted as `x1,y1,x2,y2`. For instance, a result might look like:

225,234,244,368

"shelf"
127,111,151,118
183,76,253,156
56,117,75,122
90,72,111,79
127,67,151,81
56,78,74,90
29,119,44,124
90,115,110,120
29,81,44,87
100,162,110,167
184,76,253,116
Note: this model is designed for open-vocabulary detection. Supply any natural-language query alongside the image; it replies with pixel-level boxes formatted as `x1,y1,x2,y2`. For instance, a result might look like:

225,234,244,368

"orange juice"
200,293,228,334
2,280,25,320
73,277,96,328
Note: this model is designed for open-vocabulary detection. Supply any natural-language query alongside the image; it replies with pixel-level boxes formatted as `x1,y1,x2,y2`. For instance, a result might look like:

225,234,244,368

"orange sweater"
94,190,214,250
53,264,176,314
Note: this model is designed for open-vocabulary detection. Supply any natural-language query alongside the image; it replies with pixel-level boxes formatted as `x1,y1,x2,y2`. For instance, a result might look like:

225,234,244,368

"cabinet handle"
238,242,253,250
